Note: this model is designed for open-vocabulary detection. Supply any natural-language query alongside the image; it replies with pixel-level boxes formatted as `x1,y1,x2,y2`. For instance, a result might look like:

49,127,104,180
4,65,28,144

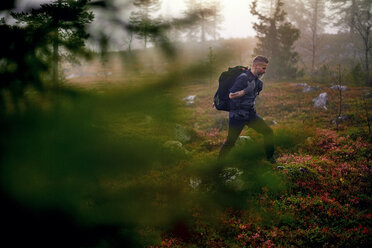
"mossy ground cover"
1,72,370,247
136,79,371,247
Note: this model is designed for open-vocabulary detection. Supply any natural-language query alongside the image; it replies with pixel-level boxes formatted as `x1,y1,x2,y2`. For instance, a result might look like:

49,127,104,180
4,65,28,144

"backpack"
213,66,248,111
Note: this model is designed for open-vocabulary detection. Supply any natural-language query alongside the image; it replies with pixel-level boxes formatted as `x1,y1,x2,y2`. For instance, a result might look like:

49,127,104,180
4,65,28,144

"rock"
313,92,328,110
235,136,253,146
295,83,321,93
163,140,190,155
189,177,202,189
264,118,278,126
66,74,78,79
183,95,196,106
175,124,191,143
220,167,244,190
330,85,348,91
302,85,321,93
220,167,244,182
331,115,349,125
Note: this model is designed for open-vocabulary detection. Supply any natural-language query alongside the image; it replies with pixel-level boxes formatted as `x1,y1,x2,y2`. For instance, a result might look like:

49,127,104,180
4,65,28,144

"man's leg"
248,115,275,160
219,118,246,158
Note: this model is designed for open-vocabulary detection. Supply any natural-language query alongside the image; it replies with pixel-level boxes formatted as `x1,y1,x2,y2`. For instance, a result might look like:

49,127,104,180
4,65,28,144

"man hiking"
219,55,275,163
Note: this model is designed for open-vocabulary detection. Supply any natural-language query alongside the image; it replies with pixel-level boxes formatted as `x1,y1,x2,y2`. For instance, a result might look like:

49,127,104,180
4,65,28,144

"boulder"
302,85,321,92
163,140,190,155
189,177,202,189
330,85,348,91
331,115,350,125
220,167,244,190
295,83,321,92
183,95,196,106
175,124,191,143
235,136,254,146
263,118,278,126
313,92,328,110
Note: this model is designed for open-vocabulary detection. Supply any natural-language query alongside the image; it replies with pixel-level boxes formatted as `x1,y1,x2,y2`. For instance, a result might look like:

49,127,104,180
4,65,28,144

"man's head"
251,55,269,79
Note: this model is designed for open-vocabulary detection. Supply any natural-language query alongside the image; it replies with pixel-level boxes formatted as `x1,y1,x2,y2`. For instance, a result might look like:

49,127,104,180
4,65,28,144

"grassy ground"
71,73,370,247
2,67,371,247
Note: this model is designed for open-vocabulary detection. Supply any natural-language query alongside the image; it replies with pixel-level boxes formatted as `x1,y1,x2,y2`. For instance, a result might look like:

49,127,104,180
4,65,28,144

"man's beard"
257,73,265,79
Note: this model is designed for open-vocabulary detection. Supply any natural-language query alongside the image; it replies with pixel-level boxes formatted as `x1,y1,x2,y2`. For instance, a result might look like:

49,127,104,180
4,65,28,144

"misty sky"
16,0,338,39
17,0,258,38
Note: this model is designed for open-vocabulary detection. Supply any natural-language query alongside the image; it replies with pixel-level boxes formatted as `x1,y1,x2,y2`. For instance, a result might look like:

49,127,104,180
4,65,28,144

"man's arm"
229,90,245,99
229,76,256,99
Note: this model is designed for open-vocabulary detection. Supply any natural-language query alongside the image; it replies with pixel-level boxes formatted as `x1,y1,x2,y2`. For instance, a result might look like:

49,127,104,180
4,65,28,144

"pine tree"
183,0,222,43
11,0,94,85
251,0,300,79
209,0,223,41
331,0,371,85
129,0,162,49
284,0,326,73
303,0,326,73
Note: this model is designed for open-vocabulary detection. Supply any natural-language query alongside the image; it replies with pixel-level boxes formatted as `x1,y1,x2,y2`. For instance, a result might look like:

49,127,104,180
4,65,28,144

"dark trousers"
219,114,274,159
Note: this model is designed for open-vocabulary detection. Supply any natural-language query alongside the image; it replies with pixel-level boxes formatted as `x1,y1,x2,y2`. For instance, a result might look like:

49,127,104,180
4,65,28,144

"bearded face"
254,63,268,79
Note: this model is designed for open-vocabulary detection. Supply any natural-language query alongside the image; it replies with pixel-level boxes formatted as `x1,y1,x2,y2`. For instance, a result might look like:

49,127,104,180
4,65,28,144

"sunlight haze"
161,0,257,38
18,0,257,38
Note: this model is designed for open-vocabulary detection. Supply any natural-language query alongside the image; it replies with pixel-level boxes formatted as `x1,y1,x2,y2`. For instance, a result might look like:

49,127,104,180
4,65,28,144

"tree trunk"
365,44,370,85
363,4,370,85
201,15,206,43
51,0,62,85
311,0,319,73
128,32,133,53
350,0,356,34
144,33,147,49
52,36,59,85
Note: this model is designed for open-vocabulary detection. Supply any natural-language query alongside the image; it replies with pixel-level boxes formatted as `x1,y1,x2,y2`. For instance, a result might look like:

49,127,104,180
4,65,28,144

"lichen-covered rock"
330,85,348,91
183,95,196,106
313,92,328,110
235,136,253,147
220,167,244,190
163,140,190,155
175,124,191,143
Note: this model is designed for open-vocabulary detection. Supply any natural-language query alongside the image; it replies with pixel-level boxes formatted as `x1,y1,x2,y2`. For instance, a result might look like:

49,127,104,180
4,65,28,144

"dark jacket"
229,69,263,120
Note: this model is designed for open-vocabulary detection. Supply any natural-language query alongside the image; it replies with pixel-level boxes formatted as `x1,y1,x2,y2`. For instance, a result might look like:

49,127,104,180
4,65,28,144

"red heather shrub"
306,129,371,162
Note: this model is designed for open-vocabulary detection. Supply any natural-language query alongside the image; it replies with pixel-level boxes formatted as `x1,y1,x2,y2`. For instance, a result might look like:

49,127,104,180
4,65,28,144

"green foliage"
310,64,333,84
0,22,48,114
251,0,300,80
274,127,313,152
183,0,223,42
129,0,162,49
11,0,94,83
344,63,367,85
1,1,371,247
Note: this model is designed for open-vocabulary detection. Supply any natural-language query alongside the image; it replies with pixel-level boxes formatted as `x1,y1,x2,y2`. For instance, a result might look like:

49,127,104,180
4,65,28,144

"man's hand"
229,90,245,99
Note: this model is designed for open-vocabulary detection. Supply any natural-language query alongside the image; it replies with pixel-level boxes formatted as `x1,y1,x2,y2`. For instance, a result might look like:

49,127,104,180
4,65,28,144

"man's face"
254,63,268,78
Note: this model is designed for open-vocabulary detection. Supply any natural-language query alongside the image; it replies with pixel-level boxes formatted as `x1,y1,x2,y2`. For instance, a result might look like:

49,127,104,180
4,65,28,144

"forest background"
0,0,371,247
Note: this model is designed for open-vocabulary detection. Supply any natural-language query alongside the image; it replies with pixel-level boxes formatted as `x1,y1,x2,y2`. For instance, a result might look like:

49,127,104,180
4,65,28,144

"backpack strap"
256,79,263,95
